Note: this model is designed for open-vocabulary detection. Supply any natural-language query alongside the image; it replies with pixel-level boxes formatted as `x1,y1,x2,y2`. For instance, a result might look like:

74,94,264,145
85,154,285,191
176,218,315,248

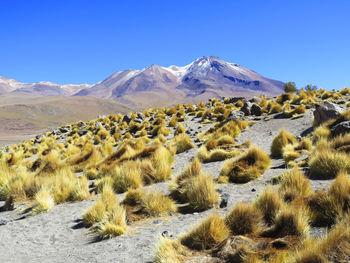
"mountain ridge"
0,56,284,107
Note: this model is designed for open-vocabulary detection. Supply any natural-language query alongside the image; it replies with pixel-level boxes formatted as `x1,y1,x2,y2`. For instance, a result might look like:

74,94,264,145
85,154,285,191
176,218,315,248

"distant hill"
0,56,284,108
0,94,131,148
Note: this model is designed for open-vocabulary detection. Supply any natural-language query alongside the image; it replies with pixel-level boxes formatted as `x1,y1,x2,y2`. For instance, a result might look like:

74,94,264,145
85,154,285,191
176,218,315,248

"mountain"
0,76,89,96
0,56,284,107
74,56,284,107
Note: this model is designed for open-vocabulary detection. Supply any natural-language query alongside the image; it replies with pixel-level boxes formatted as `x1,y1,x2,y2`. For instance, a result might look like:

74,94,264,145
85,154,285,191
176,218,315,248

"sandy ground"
0,109,332,263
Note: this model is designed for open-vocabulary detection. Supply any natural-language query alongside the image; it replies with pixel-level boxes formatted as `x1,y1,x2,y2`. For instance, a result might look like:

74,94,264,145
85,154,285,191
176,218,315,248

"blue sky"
1,0,349,90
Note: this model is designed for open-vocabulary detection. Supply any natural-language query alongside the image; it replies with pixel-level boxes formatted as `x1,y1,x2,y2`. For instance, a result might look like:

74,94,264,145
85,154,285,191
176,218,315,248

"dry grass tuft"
254,187,282,225
263,207,309,238
271,129,297,158
308,190,337,227
83,185,117,227
155,238,189,263
31,187,55,215
180,214,230,250
309,147,350,178
328,171,350,214
225,202,263,235
278,168,312,200
170,134,195,154
219,146,271,183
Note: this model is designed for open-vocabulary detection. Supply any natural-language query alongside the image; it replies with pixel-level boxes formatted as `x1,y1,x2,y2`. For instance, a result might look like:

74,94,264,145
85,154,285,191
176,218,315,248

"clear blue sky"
1,0,349,90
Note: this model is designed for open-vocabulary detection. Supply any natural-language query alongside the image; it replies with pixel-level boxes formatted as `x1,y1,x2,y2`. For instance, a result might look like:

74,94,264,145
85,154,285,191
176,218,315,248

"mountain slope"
75,56,284,106
0,56,284,108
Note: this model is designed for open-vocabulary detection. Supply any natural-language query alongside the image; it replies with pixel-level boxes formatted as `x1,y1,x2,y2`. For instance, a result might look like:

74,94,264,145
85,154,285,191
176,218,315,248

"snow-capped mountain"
74,56,283,106
0,56,284,107
0,76,89,96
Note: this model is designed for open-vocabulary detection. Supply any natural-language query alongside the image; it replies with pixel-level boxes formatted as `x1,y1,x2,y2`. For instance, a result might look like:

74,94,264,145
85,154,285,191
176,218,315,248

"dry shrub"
225,202,263,235
180,214,230,250
271,129,297,158
83,185,117,227
155,238,189,263
111,161,143,193
174,124,186,136
308,190,337,227
31,187,55,215
278,168,312,201
312,125,330,143
170,133,195,154
141,191,177,216
219,146,271,183
309,147,350,178
254,187,282,225
294,216,350,262
328,171,350,214
182,173,218,211
263,207,309,238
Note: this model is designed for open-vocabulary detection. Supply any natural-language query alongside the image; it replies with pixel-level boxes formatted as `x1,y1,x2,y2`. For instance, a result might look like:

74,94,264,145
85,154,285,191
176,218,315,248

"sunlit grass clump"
271,128,297,158
180,214,230,250
219,146,271,183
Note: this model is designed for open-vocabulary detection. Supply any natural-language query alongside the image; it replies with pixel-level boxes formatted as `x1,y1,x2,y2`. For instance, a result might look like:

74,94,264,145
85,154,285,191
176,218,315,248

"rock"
216,188,224,194
251,104,262,116
59,127,70,133
227,97,247,104
251,188,256,192
294,153,309,163
122,113,133,124
331,120,350,137
95,122,102,129
153,220,162,224
220,193,230,208
249,96,262,103
0,219,7,225
227,110,245,121
270,238,290,249
78,130,89,136
161,231,172,238
313,101,344,126
133,118,142,124
215,236,258,261
241,102,252,116
137,112,145,120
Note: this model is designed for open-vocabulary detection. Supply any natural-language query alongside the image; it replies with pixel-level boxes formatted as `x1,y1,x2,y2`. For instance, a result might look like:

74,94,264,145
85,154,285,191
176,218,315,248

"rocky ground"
0,108,335,263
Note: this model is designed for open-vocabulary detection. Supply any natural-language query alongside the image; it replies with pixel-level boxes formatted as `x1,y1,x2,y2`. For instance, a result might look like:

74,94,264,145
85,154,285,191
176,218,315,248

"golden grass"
170,133,195,154
83,185,117,227
254,187,282,225
111,162,143,193
312,125,331,143
263,207,309,238
180,214,230,250
308,190,337,227
293,216,350,262
225,202,262,235
155,238,189,263
271,128,297,158
278,168,312,200
309,147,350,178
219,146,271,183
174,124,186,136
96,203,127,239
328,171,350,214
182,173,218,211
31,187,55,215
